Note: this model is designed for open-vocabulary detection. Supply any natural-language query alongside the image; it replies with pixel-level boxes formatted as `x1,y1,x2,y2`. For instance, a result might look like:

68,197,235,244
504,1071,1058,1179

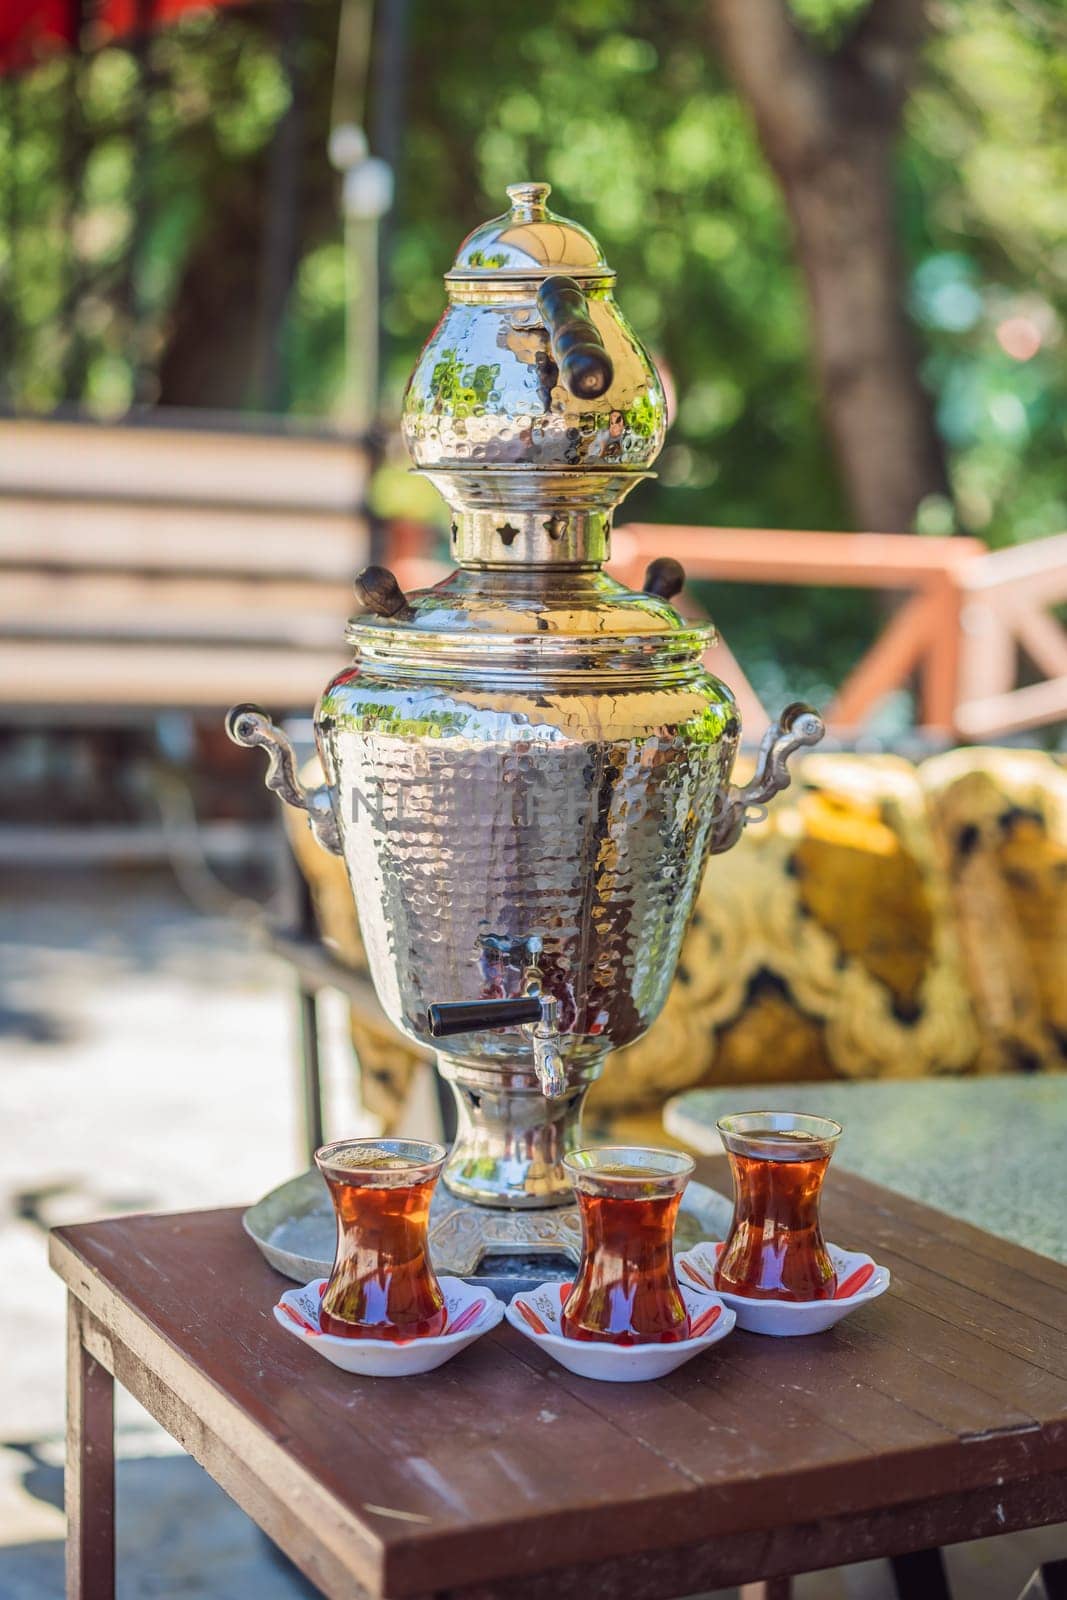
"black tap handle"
537,275,614,400
427,996,543,1038
642,557,686,601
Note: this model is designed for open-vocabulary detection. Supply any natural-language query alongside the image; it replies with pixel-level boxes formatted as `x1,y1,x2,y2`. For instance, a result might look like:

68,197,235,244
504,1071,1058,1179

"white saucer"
274,1277,504,1376
505,1278,735,1382
676,1241,890,1336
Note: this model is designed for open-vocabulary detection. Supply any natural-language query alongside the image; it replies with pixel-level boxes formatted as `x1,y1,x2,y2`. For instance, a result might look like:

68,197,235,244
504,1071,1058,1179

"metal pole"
257,0,304,412
369,0,409,401
120,0,156,406
329,0,393,436
57,0,88,405
294,858,325,1163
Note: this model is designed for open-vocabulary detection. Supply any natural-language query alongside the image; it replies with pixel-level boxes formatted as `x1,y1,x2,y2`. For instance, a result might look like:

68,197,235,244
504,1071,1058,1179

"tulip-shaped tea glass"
315,1137,448,1340
560,1146,695,1344
714,1112,842,1301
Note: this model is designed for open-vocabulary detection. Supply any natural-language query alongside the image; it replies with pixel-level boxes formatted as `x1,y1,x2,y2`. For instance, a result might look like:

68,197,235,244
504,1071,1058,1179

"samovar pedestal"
418,1049,596,1292
436,1049,602,1209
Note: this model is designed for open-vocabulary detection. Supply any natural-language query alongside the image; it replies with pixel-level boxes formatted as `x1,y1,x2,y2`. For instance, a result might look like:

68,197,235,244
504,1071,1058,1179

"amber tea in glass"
315,1137,447,1340
560,1146,694,1344
713,1112,842,1301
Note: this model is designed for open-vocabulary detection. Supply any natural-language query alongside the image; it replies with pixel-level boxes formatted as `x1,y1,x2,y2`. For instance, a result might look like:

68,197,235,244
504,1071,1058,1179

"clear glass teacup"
713,1111,843,1301
315,1137,448,1340
560,1146,695,1344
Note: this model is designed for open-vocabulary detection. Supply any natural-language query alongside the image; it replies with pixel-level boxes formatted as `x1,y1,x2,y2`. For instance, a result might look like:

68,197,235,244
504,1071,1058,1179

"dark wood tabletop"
50,1158,1067,1600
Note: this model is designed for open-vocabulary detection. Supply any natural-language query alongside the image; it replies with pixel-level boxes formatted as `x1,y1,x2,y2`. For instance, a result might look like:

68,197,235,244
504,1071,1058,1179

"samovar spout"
527,999,566,1100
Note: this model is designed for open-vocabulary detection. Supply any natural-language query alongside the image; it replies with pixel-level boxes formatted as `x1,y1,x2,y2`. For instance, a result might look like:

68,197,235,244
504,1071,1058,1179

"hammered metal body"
321,672,735,1063
317,601,739,1204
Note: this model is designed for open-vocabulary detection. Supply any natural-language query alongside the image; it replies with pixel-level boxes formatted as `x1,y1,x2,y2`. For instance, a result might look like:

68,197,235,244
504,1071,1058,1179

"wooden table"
51,1160,1067,1600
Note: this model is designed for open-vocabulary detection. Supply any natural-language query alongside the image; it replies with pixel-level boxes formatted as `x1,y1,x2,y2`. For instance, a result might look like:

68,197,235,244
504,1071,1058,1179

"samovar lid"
345,565,717,665
445,182,613,285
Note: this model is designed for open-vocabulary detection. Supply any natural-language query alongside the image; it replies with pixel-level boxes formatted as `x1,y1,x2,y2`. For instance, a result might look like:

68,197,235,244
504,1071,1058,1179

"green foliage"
415,351,501,418
906,0,1067,548
787,0,870,46
0,9,287,413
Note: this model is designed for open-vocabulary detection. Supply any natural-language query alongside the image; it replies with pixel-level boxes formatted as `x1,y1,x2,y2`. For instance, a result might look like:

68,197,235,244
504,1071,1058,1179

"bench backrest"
0,414,371,711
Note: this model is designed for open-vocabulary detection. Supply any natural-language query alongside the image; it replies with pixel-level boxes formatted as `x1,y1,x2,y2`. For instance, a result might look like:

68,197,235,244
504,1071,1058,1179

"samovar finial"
504,180,552,219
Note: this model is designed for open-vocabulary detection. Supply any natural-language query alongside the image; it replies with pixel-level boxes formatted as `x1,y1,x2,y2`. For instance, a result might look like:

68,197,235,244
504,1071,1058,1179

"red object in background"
0,0,250,74
103,0,248,35
0,0,76,73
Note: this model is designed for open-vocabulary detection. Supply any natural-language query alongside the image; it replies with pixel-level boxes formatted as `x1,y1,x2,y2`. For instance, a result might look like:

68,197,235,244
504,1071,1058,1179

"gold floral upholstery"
585,753,980,1130
289,749,1066,1137
919,749,1067,1077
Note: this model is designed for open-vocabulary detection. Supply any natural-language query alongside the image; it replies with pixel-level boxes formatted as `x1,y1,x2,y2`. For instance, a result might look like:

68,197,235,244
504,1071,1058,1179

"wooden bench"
0,412,373,713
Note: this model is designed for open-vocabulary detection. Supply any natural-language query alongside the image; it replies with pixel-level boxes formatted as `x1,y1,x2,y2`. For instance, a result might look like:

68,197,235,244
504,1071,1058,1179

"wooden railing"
954,535,1067,739
4,423,1065,743
612,525,1067,742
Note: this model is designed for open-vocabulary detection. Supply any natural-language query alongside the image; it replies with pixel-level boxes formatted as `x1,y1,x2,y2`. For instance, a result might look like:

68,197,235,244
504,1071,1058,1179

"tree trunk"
156,165,268,410
157,5,339,412
781,129,947,531
707,0,951,533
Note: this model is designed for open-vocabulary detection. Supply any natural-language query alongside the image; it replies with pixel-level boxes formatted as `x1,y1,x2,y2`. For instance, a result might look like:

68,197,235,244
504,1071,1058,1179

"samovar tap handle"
709,702,825,856
225,703,342,856
427,997,544,1036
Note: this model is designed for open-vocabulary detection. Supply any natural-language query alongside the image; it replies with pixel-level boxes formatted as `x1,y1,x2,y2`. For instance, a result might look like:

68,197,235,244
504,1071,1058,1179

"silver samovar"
228,183,823,1267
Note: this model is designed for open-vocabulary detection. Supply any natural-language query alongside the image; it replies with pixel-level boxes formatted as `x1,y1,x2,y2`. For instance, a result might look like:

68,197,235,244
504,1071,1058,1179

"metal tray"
244,1168,734,1296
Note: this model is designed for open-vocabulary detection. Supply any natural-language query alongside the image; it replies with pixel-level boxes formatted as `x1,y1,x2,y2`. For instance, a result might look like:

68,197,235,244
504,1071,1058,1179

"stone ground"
0,867,1061,1599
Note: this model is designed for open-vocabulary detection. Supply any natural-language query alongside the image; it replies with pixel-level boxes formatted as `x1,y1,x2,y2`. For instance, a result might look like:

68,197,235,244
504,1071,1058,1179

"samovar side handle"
709,702,825,856
225,703,343,856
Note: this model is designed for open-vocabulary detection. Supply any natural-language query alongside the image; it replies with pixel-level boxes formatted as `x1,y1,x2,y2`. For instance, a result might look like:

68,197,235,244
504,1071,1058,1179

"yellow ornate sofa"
288,748,1067,1142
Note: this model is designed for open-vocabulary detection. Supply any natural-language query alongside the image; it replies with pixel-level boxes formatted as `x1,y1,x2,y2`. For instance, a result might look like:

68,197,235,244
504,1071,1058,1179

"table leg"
889,1547,951,1598
1018,1558,1067,1599
297,982,325,1162
66,1294,115,1600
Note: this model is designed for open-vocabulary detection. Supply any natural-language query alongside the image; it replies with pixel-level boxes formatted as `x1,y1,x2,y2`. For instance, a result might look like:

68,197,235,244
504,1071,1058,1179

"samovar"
228,183,823,1262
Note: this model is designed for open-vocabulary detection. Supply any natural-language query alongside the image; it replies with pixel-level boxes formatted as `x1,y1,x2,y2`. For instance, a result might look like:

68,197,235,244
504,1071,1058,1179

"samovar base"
437,1050,601,1209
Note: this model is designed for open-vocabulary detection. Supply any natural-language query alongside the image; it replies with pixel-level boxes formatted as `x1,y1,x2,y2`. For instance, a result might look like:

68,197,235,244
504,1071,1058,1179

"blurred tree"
708,0,950,532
